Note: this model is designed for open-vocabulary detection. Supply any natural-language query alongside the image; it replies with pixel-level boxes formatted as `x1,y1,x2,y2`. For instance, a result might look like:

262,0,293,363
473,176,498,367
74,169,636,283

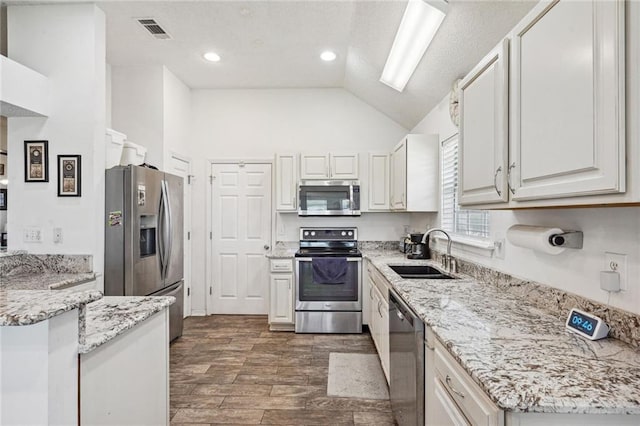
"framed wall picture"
57,155,81,197
24,140,49,182
0,151,6,177
0,188,6,210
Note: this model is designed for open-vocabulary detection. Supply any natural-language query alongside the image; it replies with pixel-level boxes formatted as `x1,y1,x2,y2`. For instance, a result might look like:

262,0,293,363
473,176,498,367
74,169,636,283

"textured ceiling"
16,0,537,129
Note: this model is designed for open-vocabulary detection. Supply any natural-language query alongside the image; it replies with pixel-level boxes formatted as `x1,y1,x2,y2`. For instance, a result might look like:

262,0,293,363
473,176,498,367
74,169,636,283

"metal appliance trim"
389,288,425,426
298,179,360,187
295,311,362,333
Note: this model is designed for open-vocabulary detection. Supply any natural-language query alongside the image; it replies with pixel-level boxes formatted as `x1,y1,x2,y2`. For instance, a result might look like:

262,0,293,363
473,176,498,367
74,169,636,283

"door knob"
264,244,270,250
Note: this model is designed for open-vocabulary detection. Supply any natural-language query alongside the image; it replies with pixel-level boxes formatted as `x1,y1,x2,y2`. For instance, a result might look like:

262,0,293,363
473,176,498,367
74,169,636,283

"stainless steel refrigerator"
105,165,184,341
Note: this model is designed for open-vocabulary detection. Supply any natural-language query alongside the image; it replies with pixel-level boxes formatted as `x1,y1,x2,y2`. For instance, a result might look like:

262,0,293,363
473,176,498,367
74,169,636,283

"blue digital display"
568,311,597,337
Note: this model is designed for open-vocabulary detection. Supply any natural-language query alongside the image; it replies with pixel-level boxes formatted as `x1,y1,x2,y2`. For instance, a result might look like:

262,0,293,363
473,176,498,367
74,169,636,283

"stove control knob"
348,231,353,236
304,231,309,236
341,231,346,236
311,231,316,236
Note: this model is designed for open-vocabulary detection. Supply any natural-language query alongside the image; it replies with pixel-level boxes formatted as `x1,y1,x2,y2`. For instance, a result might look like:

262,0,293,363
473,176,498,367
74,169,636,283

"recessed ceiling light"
320,51,337,62
203,52,221,62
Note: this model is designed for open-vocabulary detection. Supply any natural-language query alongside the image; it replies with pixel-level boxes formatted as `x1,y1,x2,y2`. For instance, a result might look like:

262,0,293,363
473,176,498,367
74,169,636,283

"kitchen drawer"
434,341,503,426
270,259,293,273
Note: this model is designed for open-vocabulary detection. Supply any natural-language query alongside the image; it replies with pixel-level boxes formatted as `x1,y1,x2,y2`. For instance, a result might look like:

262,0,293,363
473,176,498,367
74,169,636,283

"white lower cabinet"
80,309,170,426
268,259,294,331
366,260,390,383
433,339,503,426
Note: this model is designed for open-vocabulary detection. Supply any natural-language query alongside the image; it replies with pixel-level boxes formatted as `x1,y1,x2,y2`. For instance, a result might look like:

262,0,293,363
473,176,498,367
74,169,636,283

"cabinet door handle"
377,301,383,317
493,166,502,196
507,162,516,195
370,286,374,299
445,375,465,399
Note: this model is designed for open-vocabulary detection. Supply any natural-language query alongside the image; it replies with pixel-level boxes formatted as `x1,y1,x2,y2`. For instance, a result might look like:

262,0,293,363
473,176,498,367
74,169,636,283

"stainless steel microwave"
298,180,361,216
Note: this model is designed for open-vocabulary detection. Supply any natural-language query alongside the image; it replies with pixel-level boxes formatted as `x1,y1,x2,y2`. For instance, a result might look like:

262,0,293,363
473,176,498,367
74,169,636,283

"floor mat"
327,352,389,400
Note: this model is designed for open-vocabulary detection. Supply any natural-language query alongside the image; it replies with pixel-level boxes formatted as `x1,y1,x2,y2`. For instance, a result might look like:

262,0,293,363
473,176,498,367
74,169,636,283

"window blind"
441,136,490,238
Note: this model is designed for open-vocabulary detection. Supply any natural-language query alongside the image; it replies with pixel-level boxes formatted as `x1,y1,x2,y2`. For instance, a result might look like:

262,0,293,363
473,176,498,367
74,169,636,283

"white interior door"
211,163,272,314
168,153,192,318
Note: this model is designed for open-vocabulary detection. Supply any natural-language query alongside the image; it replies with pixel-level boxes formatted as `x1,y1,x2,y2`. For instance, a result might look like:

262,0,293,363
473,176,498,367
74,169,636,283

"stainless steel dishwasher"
389,290,425,426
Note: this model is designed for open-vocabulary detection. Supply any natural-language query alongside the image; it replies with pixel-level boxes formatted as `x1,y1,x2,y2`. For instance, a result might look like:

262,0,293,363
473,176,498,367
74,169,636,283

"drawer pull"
446,375,465,399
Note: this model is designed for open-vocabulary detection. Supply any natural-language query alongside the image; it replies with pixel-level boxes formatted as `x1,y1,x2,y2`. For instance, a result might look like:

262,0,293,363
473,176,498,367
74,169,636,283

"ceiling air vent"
136,18,171,40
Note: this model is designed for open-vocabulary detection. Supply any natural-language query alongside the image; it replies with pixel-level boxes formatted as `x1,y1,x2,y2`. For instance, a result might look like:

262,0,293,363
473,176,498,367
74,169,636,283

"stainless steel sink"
388,264,457,280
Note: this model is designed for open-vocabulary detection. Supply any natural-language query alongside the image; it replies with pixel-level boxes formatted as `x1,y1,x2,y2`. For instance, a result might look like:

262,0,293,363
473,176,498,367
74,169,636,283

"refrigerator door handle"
161,179,171,280
164,179,173,280
157,182,166,280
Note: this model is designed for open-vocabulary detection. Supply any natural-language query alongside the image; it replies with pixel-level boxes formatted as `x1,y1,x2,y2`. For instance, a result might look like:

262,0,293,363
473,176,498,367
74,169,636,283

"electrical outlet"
23,227,43,243
604,252,627,291
493,239,506,259
53,228,63,244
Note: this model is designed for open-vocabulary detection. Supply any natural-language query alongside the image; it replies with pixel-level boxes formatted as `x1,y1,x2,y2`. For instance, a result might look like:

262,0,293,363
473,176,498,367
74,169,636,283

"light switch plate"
23,227,43,243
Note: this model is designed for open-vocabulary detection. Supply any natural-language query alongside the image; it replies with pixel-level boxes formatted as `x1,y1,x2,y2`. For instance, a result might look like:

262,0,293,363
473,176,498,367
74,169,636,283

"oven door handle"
296,258,362,262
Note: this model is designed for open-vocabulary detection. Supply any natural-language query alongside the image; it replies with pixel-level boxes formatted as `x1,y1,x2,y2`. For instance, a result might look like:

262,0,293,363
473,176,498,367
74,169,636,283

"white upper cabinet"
390,135,439,212
275,153,298,211
300,154,330,179
390,142,407,210
459,39,510,206
330,153,359,179
509,0,625,201
368,153,390,210
459,0,627,208
300,153,359,179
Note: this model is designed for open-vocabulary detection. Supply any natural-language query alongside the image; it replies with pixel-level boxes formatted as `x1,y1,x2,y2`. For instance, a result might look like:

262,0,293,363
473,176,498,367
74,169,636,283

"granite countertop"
363,250,640,415
265,246,297,258
80,296,175,354
1,272,97,291
0,289,103,326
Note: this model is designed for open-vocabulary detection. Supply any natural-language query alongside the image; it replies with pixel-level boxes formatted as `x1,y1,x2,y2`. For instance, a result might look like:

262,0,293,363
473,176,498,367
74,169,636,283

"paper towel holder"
548,231,583,249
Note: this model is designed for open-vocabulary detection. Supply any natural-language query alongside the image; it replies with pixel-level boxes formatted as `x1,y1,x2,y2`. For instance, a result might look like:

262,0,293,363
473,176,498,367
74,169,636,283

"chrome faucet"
421,228,456,273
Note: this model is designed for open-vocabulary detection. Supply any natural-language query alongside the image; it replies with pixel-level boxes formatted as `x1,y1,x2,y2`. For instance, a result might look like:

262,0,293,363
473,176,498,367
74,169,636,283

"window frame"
439,134,493,248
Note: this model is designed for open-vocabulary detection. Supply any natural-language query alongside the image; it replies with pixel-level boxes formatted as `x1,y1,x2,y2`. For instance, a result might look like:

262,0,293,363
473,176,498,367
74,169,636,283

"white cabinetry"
390,135,439,211
368,153,390,210
268,258,294,331
431,339,503,426
81,309,170,426
459,40,509,206
459,0,626,208
275,154,298,211
300,153,359,179
509,0,625,201
366,260,389,383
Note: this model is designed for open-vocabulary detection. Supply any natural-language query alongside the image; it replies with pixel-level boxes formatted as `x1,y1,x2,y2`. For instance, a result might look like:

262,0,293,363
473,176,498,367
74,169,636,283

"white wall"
110,65,164,168
7,4,106,279
188,88,408,313
162,67,192,165
410,96,640,315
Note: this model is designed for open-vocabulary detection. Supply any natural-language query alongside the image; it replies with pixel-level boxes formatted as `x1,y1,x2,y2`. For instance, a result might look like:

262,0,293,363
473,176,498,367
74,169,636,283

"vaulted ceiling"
67,1,537,128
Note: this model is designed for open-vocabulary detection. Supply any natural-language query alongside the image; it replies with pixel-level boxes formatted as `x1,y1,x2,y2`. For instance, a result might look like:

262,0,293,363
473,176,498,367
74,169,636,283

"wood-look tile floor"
170,315,396,425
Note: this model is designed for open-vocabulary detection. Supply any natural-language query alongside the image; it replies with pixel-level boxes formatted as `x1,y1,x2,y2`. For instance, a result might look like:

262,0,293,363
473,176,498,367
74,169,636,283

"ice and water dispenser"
139,215,157,258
